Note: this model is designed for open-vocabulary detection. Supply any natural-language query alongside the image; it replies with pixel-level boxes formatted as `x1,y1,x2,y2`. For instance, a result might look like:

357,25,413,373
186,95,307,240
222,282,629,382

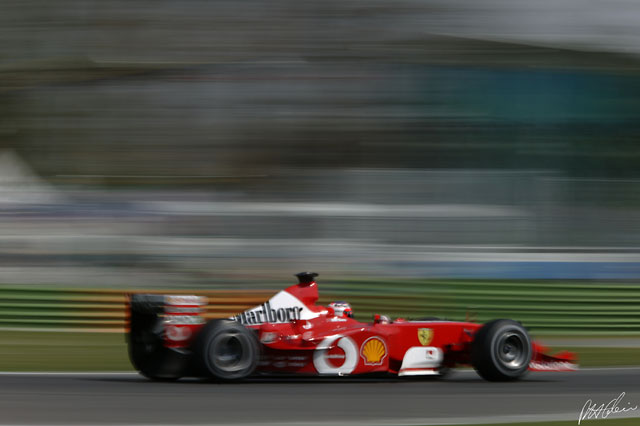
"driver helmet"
328,301,353,318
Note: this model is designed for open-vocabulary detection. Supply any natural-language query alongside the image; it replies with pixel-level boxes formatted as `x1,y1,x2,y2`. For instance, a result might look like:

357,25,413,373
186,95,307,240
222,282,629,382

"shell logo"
360,337,388,366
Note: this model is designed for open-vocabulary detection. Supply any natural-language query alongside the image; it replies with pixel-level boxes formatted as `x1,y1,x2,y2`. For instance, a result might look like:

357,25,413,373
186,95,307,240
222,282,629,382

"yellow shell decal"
360,337,388,366
418,328,433,346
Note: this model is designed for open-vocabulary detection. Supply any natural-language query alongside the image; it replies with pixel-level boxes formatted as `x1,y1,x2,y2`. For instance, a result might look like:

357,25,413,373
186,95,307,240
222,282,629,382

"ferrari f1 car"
126,272,577,382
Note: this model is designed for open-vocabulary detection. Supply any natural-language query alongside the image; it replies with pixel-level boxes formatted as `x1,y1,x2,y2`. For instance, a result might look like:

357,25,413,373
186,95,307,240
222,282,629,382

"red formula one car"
127,272,577,382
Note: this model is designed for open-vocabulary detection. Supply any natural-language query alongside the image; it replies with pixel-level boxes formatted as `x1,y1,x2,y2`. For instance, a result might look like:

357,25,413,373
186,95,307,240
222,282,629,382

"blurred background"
1,0,640,342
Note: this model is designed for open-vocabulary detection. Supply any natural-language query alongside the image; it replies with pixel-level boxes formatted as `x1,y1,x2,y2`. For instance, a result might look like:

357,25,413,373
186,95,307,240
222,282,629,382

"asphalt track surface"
0,369,639,425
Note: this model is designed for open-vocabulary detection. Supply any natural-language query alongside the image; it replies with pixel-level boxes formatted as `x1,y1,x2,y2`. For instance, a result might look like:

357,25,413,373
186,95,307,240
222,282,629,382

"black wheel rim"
209,332,252,373
496,332,527,370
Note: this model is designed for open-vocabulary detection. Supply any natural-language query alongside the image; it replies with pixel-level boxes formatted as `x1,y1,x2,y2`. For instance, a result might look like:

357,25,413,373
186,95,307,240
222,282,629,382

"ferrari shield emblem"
418,328,433,346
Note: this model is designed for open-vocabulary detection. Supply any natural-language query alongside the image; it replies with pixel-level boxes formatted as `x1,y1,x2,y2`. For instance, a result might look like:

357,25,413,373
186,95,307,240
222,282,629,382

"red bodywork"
160,279,577,376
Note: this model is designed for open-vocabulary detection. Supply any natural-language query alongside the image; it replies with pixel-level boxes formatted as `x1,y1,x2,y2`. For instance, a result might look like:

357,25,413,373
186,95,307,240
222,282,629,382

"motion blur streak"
1,5,639,304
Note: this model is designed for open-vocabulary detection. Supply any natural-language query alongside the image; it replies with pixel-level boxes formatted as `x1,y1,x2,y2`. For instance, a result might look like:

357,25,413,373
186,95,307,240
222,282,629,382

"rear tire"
471,319,531,381
194,320,259,381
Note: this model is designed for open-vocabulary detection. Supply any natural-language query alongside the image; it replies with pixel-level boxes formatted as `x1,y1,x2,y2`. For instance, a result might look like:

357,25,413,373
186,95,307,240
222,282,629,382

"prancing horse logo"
418,328,433,346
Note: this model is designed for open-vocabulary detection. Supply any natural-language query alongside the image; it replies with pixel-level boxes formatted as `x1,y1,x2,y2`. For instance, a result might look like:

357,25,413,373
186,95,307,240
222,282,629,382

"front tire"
471,319,531,381
194,320,259,381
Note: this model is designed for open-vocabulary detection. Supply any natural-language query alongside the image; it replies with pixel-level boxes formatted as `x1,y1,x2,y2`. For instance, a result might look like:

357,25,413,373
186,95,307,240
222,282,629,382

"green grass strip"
0,330,132,371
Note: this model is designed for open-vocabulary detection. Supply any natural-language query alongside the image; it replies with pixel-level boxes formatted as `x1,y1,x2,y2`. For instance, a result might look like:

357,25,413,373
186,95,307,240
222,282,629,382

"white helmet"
328,301,353,318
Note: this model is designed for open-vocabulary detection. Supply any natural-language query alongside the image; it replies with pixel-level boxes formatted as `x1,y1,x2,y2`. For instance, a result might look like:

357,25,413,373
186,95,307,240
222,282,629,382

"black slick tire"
194,319,259,381
471,319,532,382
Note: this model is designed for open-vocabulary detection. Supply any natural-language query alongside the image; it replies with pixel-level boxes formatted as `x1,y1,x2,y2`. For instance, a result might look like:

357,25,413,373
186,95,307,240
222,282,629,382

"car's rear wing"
126,294,207,349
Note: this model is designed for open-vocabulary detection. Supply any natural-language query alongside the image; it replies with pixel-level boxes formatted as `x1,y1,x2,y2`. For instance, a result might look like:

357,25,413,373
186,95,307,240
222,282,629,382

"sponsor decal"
288,356,307,361
418,328,433,346
360,337,388,366
262,354,310,369
313,335,358,375
166,325,192,341
529,361,577,371
165,306,203,314
424,347,442,362
233,301,304,325
260,332,279,344
165,295,207,306
231,291,317,326
164,315,205,325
